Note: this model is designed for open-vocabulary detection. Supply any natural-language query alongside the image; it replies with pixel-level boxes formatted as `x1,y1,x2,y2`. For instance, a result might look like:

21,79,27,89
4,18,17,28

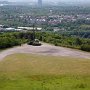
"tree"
75,38,82,45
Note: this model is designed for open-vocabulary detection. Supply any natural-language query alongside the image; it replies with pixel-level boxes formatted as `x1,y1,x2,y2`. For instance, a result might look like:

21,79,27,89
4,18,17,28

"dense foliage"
0,32,27,49
81,44,90,52
0,32,90,52
35,32,90,52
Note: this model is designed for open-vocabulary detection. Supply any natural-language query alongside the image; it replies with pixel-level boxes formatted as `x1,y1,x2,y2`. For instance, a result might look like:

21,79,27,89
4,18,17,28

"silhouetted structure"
38,0,42,7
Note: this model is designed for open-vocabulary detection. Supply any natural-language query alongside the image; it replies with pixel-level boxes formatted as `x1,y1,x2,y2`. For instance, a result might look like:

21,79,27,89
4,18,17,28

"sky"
0,0,90,3
5,0,90,2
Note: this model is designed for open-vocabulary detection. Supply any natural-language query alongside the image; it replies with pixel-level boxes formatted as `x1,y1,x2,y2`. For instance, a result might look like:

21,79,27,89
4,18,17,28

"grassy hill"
0,53,90,90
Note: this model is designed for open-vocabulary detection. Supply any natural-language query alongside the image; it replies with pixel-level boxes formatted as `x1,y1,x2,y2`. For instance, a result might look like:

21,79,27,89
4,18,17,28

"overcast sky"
6,0,90,2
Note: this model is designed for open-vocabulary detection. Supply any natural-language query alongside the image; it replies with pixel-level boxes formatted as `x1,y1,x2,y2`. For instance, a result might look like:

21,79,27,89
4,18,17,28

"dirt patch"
0,43,90,61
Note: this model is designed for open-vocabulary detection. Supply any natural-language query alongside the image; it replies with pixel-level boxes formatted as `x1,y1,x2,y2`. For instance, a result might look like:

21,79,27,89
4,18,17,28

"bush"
80,44,90,52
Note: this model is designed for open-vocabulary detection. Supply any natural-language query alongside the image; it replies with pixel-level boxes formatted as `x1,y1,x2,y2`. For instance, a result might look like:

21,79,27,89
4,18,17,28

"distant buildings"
0,25,42,32
38,0,42,7
18,27,42,31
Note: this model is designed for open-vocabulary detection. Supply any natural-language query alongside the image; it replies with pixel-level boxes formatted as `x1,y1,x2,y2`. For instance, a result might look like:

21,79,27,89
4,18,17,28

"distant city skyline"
0,0,90,6
38,0,42,6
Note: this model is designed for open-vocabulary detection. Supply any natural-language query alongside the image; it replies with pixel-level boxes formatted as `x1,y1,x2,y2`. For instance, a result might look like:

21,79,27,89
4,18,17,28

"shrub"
81,44,90,52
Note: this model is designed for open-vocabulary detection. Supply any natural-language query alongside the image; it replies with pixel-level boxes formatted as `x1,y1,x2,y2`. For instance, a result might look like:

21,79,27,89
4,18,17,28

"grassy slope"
0,53,90,90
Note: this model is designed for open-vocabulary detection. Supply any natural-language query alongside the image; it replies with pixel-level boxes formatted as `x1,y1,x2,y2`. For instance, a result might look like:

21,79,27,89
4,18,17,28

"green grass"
80,24,90,29
0,53,90,90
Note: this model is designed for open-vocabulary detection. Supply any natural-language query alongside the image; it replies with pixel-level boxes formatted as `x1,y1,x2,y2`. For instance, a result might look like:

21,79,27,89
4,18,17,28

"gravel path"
0,43,90,61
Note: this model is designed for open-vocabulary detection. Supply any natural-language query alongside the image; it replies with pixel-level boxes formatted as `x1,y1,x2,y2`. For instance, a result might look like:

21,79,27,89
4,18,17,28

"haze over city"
2,0,90,3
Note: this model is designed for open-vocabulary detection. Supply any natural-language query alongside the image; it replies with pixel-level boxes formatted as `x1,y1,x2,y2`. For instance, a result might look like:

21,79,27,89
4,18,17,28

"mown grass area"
0,53,90,90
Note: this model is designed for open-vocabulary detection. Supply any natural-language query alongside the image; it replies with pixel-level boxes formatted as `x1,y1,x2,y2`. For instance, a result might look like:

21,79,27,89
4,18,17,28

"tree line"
35,32,90,52
0,32,27,49
0,32,90,52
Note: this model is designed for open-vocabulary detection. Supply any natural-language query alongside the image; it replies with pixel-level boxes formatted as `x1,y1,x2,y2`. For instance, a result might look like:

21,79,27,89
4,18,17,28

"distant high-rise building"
38,0,42,7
